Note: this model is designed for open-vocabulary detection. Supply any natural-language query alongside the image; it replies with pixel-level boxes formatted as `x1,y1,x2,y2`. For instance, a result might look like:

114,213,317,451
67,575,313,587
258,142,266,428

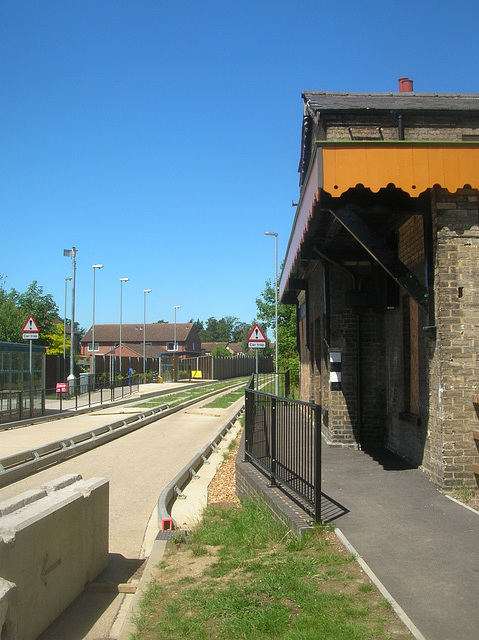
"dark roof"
122,343,175,358
81,323,197,344
227,342,243,354
202,342,228,351
302,91,479,113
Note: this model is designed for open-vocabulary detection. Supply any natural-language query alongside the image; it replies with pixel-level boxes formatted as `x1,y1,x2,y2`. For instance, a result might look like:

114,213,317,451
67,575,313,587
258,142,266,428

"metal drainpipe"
398,114,404,140
355,310,362,450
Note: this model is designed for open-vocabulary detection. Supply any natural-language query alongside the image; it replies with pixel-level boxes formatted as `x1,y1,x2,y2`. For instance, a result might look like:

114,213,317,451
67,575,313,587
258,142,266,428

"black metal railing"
244,374,321,521
0,376,140,425
249,371,290,398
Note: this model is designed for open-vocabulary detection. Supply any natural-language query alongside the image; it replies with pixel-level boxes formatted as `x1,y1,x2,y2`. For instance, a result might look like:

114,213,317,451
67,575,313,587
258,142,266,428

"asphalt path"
0,387,245,639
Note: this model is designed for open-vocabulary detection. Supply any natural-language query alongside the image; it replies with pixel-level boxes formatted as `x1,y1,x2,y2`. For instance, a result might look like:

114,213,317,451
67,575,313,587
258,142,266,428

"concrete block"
0,579,17,640
0,474,109,640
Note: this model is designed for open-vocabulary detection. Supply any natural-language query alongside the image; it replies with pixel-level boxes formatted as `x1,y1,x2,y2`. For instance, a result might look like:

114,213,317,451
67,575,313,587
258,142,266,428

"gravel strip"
207,431,241,506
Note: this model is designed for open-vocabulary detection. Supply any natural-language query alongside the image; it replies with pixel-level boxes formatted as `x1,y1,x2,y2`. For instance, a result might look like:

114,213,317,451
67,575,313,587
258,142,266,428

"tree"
200,316,248,342
0,278,59,345
256,278,299,386
211,345,231,357
229,319,250,342
0,294,22,342
236,322,254,347
191,318,206,340
189,316,255,349
45,324,71,355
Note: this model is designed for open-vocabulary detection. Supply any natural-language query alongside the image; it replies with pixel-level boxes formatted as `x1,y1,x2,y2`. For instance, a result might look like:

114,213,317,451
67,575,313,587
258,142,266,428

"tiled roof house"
80,322,201,358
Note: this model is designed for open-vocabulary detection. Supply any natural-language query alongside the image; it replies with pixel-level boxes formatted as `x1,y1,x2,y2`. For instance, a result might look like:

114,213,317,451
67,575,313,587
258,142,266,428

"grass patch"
131,500,413,640
202,387,245,409
135,379,247,409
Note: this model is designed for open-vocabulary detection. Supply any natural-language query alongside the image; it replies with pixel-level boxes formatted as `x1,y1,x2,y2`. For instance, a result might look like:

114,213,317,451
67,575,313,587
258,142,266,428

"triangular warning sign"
22,315,39,333
247,323,267,342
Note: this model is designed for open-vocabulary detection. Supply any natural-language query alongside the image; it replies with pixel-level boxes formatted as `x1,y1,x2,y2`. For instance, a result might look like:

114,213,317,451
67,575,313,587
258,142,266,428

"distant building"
201,342,246,356
201,342,228,355
80,322,201,359
227,342,244,356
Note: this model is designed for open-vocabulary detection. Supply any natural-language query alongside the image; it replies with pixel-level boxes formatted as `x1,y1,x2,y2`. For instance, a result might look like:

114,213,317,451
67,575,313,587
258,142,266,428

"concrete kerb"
157,404,245,531
118,403,245,640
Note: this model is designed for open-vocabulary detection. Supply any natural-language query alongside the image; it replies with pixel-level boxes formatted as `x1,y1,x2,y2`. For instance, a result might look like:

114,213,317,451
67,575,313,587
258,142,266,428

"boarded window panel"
402,297,411,411
402,296,420,415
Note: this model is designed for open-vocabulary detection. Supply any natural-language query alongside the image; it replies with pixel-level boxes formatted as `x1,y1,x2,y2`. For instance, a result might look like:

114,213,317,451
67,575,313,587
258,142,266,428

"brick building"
80,322,201,358
279,79,479,489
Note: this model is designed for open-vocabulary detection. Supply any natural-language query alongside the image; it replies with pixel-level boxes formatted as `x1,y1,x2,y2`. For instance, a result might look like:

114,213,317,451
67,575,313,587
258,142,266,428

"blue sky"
1,1,478,336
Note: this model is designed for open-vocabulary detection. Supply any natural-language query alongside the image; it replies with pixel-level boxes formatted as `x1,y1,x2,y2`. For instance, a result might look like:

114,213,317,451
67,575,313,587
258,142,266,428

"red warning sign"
248,324,266,348
22,315,40,333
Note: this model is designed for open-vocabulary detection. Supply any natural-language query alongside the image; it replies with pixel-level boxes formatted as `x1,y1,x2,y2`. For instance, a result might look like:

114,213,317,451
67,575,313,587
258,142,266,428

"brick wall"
303,262,388,448
321,121,479,142
398,215,424,268
426,187,479,488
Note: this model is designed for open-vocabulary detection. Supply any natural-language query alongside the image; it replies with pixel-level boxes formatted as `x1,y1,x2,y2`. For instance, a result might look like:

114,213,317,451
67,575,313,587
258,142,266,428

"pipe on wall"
398,114,404,140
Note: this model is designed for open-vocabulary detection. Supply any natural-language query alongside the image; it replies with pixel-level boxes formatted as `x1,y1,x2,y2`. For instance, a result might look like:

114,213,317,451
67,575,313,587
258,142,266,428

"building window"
87,343,99,352
167,342,175,351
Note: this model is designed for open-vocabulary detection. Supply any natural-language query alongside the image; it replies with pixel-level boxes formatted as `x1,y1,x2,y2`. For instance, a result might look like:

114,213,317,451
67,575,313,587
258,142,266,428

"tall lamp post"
63,276,72,371
265,231,279,396
143,289,152,373
63,247,77,387
92,264,103,380
174,305,180,351
119,277,129,375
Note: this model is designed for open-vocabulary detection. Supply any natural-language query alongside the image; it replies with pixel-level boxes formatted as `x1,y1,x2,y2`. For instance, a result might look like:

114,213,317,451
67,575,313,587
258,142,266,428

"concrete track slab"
0,382,194,458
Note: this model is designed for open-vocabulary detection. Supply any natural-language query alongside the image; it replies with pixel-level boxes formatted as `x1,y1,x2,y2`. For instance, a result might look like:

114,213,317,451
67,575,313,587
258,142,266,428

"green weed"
131,500,414,639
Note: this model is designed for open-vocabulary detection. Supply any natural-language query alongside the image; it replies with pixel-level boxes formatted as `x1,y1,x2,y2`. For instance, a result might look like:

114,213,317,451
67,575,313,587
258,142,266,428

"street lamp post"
174,305,180,351
265,231,279,396
119,277,129,375
143,289,152,373
92,264,103,380
63,247,77,388
63,276,72,371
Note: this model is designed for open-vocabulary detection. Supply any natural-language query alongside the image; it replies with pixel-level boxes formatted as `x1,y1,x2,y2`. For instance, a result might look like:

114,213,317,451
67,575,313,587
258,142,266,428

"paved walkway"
321,444,479,640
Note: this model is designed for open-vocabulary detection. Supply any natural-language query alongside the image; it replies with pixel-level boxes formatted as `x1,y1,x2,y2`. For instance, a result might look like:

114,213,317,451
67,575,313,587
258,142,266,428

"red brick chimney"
398,77,414,92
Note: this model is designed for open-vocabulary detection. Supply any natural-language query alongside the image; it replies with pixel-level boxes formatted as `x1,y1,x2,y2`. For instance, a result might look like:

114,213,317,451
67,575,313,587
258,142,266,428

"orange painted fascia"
316,141,479,196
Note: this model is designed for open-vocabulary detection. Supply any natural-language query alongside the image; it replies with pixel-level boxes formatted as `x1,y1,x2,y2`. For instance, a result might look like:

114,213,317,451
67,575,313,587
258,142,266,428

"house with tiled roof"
201,342,247,356
280,77,479,490
80,322,201,359
201,342,228,355
226,342,244,356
